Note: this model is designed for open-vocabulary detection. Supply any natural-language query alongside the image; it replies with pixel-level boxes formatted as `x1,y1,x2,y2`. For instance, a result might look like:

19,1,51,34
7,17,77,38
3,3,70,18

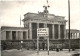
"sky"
0,0,80,30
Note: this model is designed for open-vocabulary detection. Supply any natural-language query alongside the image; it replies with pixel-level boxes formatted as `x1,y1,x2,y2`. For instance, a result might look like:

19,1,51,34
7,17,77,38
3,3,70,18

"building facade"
1,26,28,40
22,6,67,40
66,29,80,39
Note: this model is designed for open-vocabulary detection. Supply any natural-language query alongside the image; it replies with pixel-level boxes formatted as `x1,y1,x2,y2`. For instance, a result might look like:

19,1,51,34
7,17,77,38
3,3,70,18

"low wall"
1,39,80,50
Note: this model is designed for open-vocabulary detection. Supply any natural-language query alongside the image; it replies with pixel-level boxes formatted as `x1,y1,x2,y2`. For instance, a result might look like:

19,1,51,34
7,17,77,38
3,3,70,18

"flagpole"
47,0,48,5
20,15,21,27
20,15,22,50
68,0,71,52
46,0,50,55
18,15,21,50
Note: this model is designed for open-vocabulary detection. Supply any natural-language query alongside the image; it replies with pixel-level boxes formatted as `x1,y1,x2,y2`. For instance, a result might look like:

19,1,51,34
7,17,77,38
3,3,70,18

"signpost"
37,28,49,55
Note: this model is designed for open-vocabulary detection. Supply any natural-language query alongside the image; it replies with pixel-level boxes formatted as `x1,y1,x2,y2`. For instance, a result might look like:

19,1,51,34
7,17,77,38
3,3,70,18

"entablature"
24,19,66,25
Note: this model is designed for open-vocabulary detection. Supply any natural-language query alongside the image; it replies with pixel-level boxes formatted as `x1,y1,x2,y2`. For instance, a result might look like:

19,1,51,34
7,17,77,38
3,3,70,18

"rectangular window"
54,24,58,39
60,25,64,39
23,31,26,40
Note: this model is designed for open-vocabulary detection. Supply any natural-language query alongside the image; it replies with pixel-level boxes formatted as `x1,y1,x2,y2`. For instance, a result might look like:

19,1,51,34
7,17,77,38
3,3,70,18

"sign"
37,28,49,36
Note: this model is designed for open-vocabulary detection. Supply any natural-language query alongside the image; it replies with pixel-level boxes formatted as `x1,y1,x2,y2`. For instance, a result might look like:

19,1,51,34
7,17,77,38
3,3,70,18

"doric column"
20,31,23,40
16,31,18,40
66,31,68,39
74,33,76,39
76,33,77,39
79,33,80,38
18,31,23,40
73,33,75,39
18,31,20,40
72,33,73,39
64,25,66,39
37,23,39,28
58,25,60,39
1,31,6,40
29,23,32,40
5,31,6,40
44,23,47,28
26,31,28,40
52,24,55,39
77,33,79,39
10,31,12,40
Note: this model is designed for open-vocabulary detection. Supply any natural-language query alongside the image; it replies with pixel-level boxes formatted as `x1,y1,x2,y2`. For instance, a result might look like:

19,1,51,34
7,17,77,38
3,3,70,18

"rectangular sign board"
37,28,49,36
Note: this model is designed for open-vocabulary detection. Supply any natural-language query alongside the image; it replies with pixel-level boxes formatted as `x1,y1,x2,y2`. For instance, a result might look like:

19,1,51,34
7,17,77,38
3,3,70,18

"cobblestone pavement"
1,49,80,56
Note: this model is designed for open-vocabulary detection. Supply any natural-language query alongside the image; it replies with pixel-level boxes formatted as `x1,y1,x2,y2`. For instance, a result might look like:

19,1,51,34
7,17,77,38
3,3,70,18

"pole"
47,36,49,55
79,34,80,51
68,0,71,52
46,0,49,54
79,37,80,51
18,15,21,50
18,31,19,50
37,36,39,55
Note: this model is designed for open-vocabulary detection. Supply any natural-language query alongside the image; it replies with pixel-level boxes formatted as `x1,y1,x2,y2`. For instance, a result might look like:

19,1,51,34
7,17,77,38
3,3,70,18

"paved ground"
1,49,80,56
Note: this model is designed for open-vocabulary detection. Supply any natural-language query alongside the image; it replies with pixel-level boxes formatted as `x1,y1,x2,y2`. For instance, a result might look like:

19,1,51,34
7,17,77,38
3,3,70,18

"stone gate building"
1,6,67,40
